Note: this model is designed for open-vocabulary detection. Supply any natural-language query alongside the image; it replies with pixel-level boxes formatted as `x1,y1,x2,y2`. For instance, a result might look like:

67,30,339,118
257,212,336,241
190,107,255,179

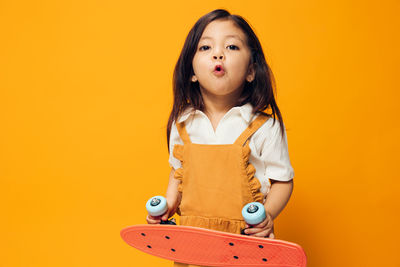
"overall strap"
176,121,191,144
234,113,270,146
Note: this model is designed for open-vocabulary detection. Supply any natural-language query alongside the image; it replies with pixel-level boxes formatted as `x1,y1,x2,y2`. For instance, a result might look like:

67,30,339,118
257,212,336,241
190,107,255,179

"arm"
146,168,182,224
164,121,183,218
163,168,182,221
147,120,183,224
245,120,294,237
264,179,293,220
244,179,293,238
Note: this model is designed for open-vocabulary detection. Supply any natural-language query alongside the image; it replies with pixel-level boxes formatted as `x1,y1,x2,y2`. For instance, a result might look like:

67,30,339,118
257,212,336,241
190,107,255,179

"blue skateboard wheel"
242,202,266,225
146,196,168,217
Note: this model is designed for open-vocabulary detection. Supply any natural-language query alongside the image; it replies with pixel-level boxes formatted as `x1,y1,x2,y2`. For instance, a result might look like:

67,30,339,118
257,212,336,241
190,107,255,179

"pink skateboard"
120,224,307,267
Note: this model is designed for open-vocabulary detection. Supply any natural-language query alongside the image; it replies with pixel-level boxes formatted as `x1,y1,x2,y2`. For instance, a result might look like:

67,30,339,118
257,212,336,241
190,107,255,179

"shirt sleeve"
168,121,183,170
259,120,294,181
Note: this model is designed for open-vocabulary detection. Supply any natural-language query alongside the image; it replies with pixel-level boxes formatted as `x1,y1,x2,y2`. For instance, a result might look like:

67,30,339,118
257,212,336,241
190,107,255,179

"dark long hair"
167,9,285,149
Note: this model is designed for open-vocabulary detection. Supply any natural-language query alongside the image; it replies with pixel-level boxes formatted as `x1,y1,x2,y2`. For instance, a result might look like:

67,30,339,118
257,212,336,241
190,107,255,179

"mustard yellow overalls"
172,114,269,267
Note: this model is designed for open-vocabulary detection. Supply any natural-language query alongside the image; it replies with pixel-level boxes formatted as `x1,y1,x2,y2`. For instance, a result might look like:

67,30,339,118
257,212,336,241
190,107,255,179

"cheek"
192,56,208,76
230,59,250,78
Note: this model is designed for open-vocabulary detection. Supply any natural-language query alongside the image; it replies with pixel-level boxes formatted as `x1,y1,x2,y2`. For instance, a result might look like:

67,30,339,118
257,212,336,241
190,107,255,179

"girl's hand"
243,212,275,238
146,168,181,225
146,214,163,224
146,197,179,224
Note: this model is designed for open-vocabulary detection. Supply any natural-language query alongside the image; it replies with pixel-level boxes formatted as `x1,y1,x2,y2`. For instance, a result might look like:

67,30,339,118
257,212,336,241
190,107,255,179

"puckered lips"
213,64,225,77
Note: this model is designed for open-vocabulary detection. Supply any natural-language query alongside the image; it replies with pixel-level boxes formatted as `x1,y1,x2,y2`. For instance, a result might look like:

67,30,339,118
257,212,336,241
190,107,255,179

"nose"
213,55,224,60
212,47,224,61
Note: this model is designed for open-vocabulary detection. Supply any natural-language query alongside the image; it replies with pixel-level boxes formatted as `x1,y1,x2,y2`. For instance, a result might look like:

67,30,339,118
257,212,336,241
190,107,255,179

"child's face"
192,19,254,101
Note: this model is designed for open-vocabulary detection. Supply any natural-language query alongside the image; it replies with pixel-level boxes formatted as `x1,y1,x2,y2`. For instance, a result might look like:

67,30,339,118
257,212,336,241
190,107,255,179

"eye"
199,45,210,51
227,45,239,50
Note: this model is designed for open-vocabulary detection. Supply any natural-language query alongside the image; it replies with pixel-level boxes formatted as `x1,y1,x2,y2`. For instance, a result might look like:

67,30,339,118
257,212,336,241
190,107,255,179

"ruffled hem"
173,144,184,161
173,144,184,192
242,144,264,203
180,215,246,234
174,167,184,193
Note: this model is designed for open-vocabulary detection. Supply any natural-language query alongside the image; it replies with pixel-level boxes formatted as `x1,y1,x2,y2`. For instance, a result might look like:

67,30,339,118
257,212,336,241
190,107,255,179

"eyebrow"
200,35,245,43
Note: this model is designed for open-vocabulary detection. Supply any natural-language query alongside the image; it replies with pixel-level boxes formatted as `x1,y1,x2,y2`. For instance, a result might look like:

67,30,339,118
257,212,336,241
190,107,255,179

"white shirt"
168,103,294,196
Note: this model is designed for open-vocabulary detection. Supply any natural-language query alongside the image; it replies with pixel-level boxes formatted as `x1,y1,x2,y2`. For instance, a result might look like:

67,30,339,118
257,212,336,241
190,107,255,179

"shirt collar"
177,103,254,123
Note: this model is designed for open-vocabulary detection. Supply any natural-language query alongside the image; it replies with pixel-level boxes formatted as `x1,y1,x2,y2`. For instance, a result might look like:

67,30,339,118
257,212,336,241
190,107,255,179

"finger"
244,227,258,235
268,232,275,239
161,213,169,221
254,219,269,228
244,227,268,235
246,226,273,236
146,215,161,224
251,229,272,238
146,217,156,224
244,221,267,233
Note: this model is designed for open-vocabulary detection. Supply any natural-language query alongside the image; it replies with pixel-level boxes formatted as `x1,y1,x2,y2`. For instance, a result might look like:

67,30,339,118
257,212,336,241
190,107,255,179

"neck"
200,89,242,118
199,87,243,131
203,97,235,117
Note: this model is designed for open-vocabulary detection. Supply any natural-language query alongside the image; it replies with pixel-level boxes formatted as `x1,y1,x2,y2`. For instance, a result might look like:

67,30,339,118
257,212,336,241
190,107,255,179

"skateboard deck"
121,224,307,267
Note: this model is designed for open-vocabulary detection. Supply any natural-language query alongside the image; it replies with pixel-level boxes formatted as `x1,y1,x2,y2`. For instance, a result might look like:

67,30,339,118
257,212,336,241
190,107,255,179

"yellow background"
1,0,399,266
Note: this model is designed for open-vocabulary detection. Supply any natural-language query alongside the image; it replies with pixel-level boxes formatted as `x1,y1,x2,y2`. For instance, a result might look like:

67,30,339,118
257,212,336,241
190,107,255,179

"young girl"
147,9,294,266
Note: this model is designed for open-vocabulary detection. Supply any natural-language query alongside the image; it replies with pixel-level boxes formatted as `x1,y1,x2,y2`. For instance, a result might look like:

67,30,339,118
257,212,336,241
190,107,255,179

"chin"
200,84,240,97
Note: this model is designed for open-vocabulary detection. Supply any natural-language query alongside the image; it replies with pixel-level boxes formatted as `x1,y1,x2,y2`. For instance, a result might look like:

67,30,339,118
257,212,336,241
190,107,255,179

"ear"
191,75,198,82
246,63,255,82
